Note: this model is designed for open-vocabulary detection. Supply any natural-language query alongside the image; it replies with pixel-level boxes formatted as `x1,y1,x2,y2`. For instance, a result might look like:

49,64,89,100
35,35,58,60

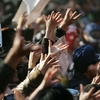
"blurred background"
0,0,100,27
1,0,100,53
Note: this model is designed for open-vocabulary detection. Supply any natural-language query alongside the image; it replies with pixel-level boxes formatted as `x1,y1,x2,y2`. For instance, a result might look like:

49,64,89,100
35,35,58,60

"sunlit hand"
48,40,68,57
17,12,27,29
12,30,41,57
44,11,63,41
44,11,62,30
37,53,59,75
29,65,60,100
38,65,60,89
59,8,81,31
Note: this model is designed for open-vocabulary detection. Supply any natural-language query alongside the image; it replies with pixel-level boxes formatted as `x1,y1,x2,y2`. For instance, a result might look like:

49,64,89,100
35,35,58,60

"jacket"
16,67,44,97
67,71,91,90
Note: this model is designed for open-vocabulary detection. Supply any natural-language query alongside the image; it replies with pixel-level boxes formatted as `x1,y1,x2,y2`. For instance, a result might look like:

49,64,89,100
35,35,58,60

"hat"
65,25,79,49
85,23,100,36
84,22,100,43
73,45,100,72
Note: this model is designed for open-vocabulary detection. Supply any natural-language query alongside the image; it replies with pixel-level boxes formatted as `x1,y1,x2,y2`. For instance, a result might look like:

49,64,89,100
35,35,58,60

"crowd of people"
0,0,100,100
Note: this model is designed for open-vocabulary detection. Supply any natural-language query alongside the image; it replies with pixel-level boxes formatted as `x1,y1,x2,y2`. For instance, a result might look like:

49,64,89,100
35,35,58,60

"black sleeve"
0,61,15,93
55,27,66,38
17,63,28,83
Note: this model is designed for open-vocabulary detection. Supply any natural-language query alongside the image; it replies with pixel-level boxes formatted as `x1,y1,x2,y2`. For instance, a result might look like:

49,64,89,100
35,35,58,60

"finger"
54,12,61,19
26,44,35,52
98,82,100,85
80,84,84,93
48,40,52,53
43,15,47,22
47,67,58,79
70,11,77,19
47,56,56,65
51,11,55,18
73,14,81,20
44,66,56,79
55,14,62,20
57,18,63,23
93,90,100,96
31,45,41,51
49,60,59,66
95,94,100,99
59,45,69,52
47,15,51,20
94,76,100,83
64,8,71,20
88,87,95,97
59,44,68,49
45,53,52,63
56,42,62,47
40,53,44,61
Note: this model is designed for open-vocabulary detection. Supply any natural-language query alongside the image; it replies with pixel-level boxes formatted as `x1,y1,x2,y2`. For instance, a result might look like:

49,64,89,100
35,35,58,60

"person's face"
87,62,99,79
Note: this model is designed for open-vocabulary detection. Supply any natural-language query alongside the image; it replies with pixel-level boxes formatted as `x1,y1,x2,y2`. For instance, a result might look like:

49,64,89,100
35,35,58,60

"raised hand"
17,12,27,29
12,30,41,57
44,11,62,30
59,8,81,31
29,65,60,100
44,11,63,41
79,84,95,100
38,65,60,89
48,40,68,57
4,28,41,69
37,53,59,75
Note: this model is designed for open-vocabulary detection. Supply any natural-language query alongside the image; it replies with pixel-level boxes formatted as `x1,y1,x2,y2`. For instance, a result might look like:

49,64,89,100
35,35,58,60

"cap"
73,45,100,72
84,22,100,43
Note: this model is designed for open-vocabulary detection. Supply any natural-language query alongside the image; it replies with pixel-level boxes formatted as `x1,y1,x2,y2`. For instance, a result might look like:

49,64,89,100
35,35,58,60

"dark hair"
33,87,73,100
74,61,97,73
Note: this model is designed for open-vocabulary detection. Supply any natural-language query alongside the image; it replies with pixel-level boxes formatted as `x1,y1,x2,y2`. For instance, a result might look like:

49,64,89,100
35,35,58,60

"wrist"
59,21,68,31
17,25,22,29
28,62,36,69
45,30,55,41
